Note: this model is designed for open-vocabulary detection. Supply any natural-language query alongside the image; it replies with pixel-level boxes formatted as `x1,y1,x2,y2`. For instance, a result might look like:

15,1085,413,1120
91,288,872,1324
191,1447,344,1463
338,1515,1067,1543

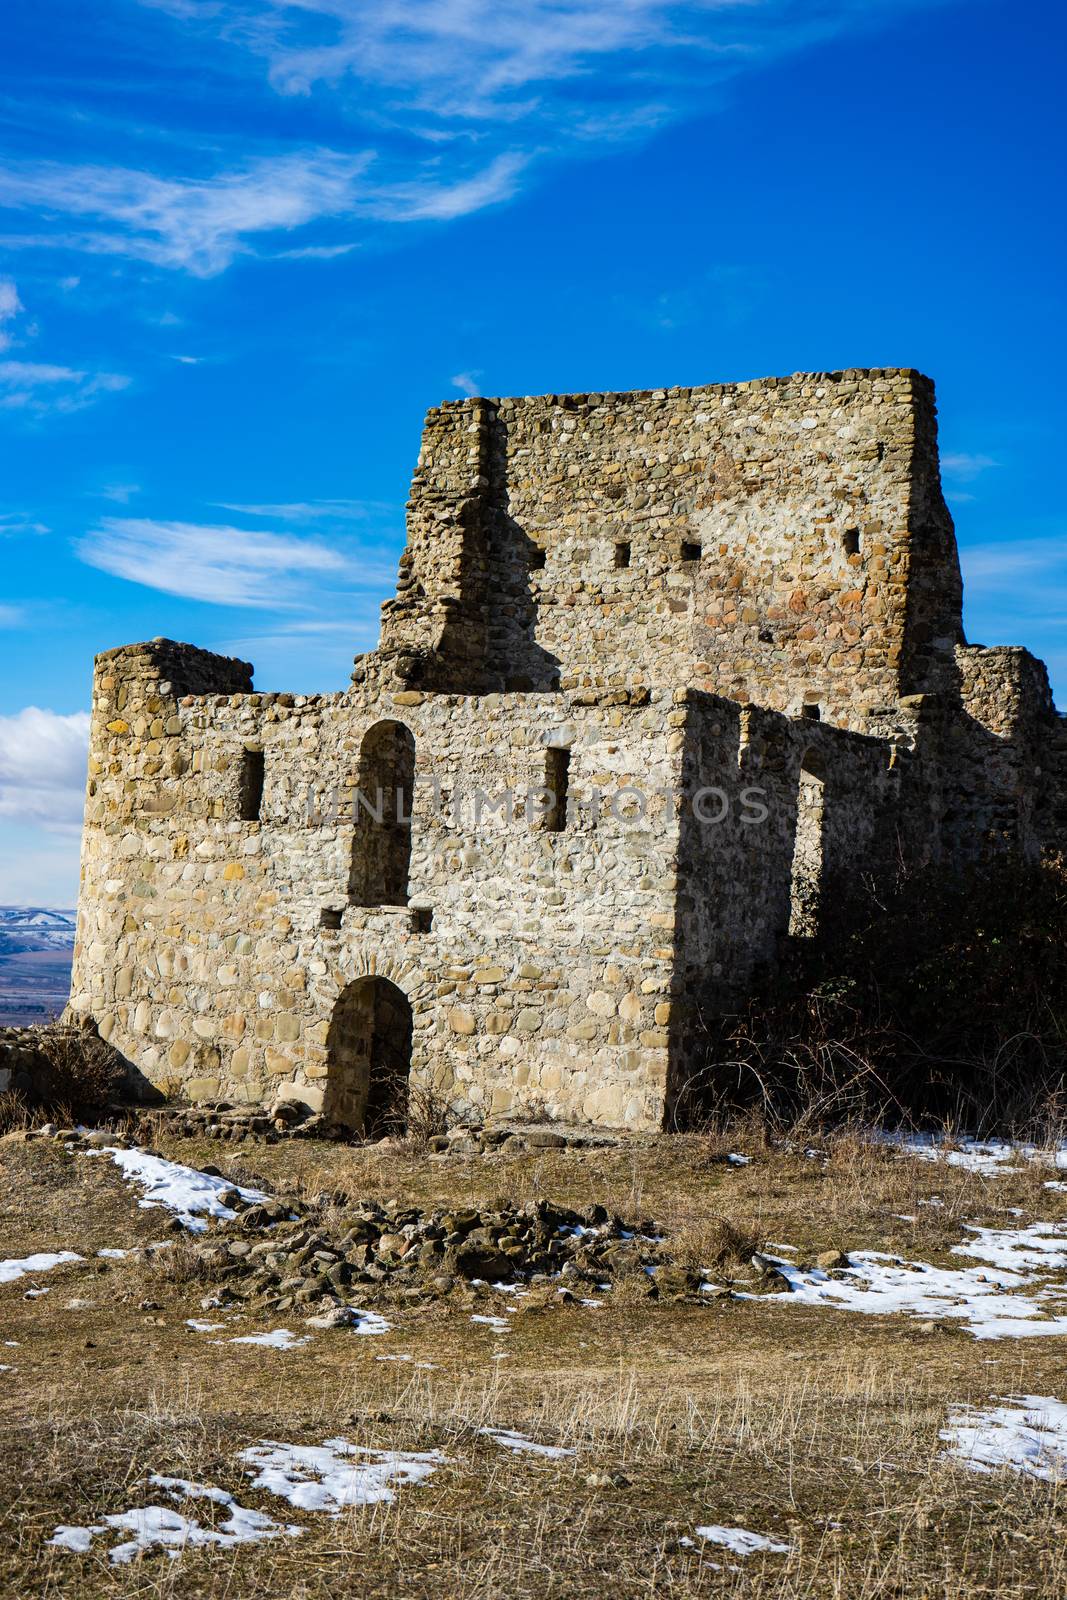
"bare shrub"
0,1089,34,1134
396,1081,456,1147
671,1214,764,1272
687,857,1067,1139
26,1023,128,1114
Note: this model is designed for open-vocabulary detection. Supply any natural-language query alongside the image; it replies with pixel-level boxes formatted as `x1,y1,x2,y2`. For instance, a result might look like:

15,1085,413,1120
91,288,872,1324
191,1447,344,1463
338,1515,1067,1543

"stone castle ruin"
68,369,1067,1131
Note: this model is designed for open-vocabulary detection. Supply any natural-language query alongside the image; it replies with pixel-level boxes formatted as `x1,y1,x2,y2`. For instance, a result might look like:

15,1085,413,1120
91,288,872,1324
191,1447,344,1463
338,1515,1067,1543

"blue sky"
0,0,1064,903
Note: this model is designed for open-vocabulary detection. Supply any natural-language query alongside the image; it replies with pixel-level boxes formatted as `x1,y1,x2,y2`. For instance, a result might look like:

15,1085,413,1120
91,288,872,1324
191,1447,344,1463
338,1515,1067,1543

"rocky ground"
3,1119,1067,1597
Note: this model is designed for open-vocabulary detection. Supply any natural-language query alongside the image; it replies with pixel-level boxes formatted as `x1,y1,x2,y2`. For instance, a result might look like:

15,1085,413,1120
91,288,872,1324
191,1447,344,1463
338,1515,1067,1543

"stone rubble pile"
122,1100,624,1155
189,1191,705,1316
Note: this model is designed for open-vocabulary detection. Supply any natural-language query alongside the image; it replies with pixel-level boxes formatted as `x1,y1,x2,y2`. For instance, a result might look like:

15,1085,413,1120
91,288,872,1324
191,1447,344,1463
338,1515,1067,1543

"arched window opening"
348,721,415,906
238,747,265,822
788,750,826,939
324,977,413,1136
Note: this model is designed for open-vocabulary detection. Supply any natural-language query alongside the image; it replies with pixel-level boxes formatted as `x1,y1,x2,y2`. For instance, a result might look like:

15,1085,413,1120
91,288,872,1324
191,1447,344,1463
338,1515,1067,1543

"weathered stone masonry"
68,369,1067,1130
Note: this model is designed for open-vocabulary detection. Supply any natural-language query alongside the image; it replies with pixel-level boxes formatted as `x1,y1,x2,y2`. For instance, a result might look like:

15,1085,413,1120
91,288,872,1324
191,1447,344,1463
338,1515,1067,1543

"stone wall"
376,369,963,729
69,369,1067,1130
73,645,695,1128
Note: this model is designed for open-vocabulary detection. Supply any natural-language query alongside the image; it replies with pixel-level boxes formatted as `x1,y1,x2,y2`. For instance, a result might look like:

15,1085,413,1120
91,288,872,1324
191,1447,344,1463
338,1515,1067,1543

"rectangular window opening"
238,747,265,822
530,546,547,570
614,541,631,569
320,906,343,931
801,703,821,721
680,541,702,563
544,747,570,833
843,529,860,557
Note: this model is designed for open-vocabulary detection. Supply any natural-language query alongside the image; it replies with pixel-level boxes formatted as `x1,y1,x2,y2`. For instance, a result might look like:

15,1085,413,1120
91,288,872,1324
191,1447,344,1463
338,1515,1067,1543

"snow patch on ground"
953,1221,1067,1274
941,1395,1067,1480
887,1132,1067,1176
746,1230,1067,1339
479,1428,575,1459
471,1314,511,1332
47,1474,301,1564
80,1145,268,1233
1,1250,82,1286
237,1439,446,1513
225,1328,309,1350
693,1525,791,1556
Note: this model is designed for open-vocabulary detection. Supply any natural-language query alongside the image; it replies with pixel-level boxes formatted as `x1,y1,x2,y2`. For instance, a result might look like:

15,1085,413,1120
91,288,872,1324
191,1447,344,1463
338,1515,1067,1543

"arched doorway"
324,977,413,1136
788,749,826,938
348,721,415,906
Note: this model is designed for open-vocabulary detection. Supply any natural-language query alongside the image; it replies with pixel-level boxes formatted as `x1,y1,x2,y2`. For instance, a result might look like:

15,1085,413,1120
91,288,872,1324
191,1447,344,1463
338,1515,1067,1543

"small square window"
801,703,821,721
843,529,860,557
614,541,631,569
530,546,547,570
320,907,343,931
680,541,702,563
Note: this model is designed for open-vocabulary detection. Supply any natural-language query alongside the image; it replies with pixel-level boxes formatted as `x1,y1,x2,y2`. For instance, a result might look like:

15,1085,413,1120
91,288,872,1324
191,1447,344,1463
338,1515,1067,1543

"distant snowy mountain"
0,907,77,954
0,908,76,1023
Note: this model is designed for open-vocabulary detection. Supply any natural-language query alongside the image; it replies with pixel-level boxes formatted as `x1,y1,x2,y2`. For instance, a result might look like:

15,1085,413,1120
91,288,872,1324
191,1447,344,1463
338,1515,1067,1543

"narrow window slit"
544,747,570,832
238,747,265,821
614,541,631,569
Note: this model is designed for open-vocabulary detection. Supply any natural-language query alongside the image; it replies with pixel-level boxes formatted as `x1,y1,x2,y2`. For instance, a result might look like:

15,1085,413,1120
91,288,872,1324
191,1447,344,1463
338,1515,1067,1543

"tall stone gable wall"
69,369,1067,1130
376,369,963,729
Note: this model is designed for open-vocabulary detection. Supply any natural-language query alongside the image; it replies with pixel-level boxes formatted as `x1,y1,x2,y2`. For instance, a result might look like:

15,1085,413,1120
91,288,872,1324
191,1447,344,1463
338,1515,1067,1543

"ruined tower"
69,370,1067,1130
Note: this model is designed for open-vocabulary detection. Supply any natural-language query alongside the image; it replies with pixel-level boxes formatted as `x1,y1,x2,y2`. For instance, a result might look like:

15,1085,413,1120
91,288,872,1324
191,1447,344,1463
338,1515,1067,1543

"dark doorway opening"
324,977,413,1136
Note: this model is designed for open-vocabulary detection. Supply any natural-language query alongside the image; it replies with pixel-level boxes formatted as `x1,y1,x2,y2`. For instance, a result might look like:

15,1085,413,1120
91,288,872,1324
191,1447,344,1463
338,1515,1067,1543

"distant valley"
0,907,76,1027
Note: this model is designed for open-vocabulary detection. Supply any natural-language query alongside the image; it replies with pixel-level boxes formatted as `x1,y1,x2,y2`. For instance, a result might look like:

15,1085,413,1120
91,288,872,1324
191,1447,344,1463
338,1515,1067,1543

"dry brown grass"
2,1128,1067,1596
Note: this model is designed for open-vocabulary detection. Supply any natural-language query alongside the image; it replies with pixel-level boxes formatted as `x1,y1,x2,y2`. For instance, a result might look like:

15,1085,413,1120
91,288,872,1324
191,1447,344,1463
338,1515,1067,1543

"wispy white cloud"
97,482,141,504
0,360,129,415
275,241,359,260
0,276,21,351
960,537,1067,693
450,370,483,397
76,516,351,607
365,152,526,221
0,513,49,536
961,538,1064,589
0,2,944,281
142,0,943,127
0,146,526,276
942,451,1000,482
0,151,373,278
0,706,90,832
0,603,24,625
215,498,388,523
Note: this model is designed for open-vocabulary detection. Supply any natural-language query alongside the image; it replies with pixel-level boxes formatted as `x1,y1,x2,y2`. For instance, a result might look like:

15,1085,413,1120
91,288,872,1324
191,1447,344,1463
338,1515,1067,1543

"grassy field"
2,1124,1067,1597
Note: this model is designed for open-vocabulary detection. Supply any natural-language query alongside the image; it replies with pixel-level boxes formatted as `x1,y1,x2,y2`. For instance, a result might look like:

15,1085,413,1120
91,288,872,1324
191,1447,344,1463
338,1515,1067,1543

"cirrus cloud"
76,517,353,607
0,1,953,279
0,360,129,415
